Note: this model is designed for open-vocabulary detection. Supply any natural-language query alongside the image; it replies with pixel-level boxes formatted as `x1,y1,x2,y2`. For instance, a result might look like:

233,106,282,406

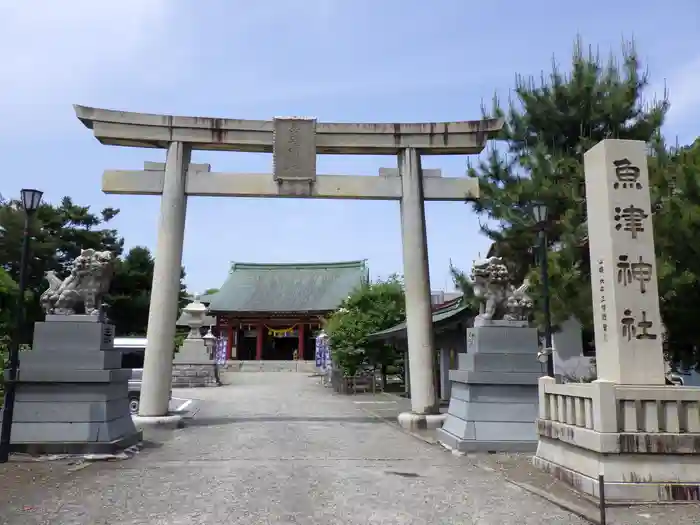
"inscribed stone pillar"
583,139,665,385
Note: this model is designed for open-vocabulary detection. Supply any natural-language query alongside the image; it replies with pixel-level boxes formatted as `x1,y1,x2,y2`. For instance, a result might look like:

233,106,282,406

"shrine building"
204,261,368,361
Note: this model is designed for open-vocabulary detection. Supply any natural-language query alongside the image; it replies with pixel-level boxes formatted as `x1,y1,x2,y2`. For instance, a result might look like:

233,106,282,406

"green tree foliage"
104,246,189,336
460,38,700,367
650,139,700,368
0,196,189,340
0,268,17,381
0,196,123,342
448,263,484,315
325,276,405,375
0,267,18,334
106,247,154,335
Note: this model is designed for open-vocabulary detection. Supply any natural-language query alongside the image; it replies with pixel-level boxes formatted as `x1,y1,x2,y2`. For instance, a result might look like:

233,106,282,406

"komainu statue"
40,249,114,316
470,256,533,322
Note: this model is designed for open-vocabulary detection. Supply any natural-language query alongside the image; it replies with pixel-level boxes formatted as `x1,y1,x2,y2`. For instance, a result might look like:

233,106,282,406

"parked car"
668,373,685,386
127,368,144,414
671,369,700,387
115,336,175,414
115,337,147,414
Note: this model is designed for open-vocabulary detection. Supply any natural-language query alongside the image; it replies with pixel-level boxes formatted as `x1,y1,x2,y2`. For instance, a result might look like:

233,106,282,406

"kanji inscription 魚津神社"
620,309,658,342
614,204,648,239
584,140,666,384
613,158,643,190
616,254,653,294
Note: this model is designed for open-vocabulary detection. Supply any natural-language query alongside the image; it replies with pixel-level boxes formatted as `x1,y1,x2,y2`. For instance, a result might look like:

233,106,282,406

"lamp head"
203,328,216,349
531,201,548,224
20,189,43,214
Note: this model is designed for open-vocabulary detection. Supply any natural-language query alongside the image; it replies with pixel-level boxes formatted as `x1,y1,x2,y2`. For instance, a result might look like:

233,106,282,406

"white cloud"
221,68,506,107
664,54,700,125
0,0,354,125
0,1,504,134
0,0,172,108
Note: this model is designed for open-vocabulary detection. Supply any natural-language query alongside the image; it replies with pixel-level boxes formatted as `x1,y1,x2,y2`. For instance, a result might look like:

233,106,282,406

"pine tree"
463,38,669,332
650,139,700,368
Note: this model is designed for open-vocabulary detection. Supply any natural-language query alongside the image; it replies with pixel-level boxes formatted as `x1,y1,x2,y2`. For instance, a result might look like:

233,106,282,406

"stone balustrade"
615,386,700,434
537,376,700,454
539,380,597,430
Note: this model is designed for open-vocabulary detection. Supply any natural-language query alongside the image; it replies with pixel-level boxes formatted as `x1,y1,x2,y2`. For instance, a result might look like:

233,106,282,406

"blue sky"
1,0,698,294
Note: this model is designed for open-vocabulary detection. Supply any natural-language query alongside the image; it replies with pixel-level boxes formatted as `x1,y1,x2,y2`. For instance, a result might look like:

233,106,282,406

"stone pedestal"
437,322,541,452
171,338,216,388
534,377,700,501
2,316,142,455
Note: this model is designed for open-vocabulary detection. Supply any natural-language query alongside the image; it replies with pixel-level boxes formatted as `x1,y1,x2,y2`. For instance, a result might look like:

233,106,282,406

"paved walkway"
2,373,586,524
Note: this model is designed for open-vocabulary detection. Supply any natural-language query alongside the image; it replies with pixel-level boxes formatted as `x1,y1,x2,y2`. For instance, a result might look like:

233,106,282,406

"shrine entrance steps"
222,360,317,373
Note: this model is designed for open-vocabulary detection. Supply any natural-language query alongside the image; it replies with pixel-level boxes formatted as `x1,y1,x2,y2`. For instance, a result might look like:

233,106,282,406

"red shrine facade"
204,261,368,361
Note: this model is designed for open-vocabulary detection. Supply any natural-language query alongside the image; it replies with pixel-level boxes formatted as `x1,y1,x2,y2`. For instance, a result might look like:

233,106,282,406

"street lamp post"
531,201,555,378
0,189,43,463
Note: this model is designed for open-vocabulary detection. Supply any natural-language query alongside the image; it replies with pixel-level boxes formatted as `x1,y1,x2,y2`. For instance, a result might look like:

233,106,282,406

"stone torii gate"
73,106,503,425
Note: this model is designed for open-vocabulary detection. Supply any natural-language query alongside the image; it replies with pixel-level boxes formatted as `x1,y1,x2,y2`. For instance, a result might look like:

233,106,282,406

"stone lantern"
172,294,216,387
183,295,207,339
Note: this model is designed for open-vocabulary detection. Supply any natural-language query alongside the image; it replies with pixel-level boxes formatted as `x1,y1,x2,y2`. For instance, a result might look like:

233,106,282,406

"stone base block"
132,414,184,431
9,368,132,383
6,318,140,456
14,383,129,403
10,431,142,456
173,339,214,365
437,382,539,452
9,413,138,443
397,412,446,431
437,428,537,453
4,380,141,451
466,324,539,355
14,397,131,422
171,364,216,388
534,437,700,502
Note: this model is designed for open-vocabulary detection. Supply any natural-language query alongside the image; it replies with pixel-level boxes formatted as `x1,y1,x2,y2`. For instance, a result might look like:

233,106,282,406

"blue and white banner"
315,337,323,367
215,336,227,365
315,332,330,372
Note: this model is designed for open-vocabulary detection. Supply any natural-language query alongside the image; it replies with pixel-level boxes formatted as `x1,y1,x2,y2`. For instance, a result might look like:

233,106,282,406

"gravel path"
1,373,587,524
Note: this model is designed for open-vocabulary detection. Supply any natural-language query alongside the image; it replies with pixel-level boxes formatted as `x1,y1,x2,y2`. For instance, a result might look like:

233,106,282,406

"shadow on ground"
183,415,393,427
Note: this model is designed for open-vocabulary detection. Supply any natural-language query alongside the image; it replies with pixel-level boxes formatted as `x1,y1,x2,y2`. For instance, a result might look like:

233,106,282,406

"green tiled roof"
207,261,368,314
367,299,472,341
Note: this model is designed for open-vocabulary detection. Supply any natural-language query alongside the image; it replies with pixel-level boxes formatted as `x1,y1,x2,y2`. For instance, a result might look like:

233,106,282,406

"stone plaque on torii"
74,105,503,425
